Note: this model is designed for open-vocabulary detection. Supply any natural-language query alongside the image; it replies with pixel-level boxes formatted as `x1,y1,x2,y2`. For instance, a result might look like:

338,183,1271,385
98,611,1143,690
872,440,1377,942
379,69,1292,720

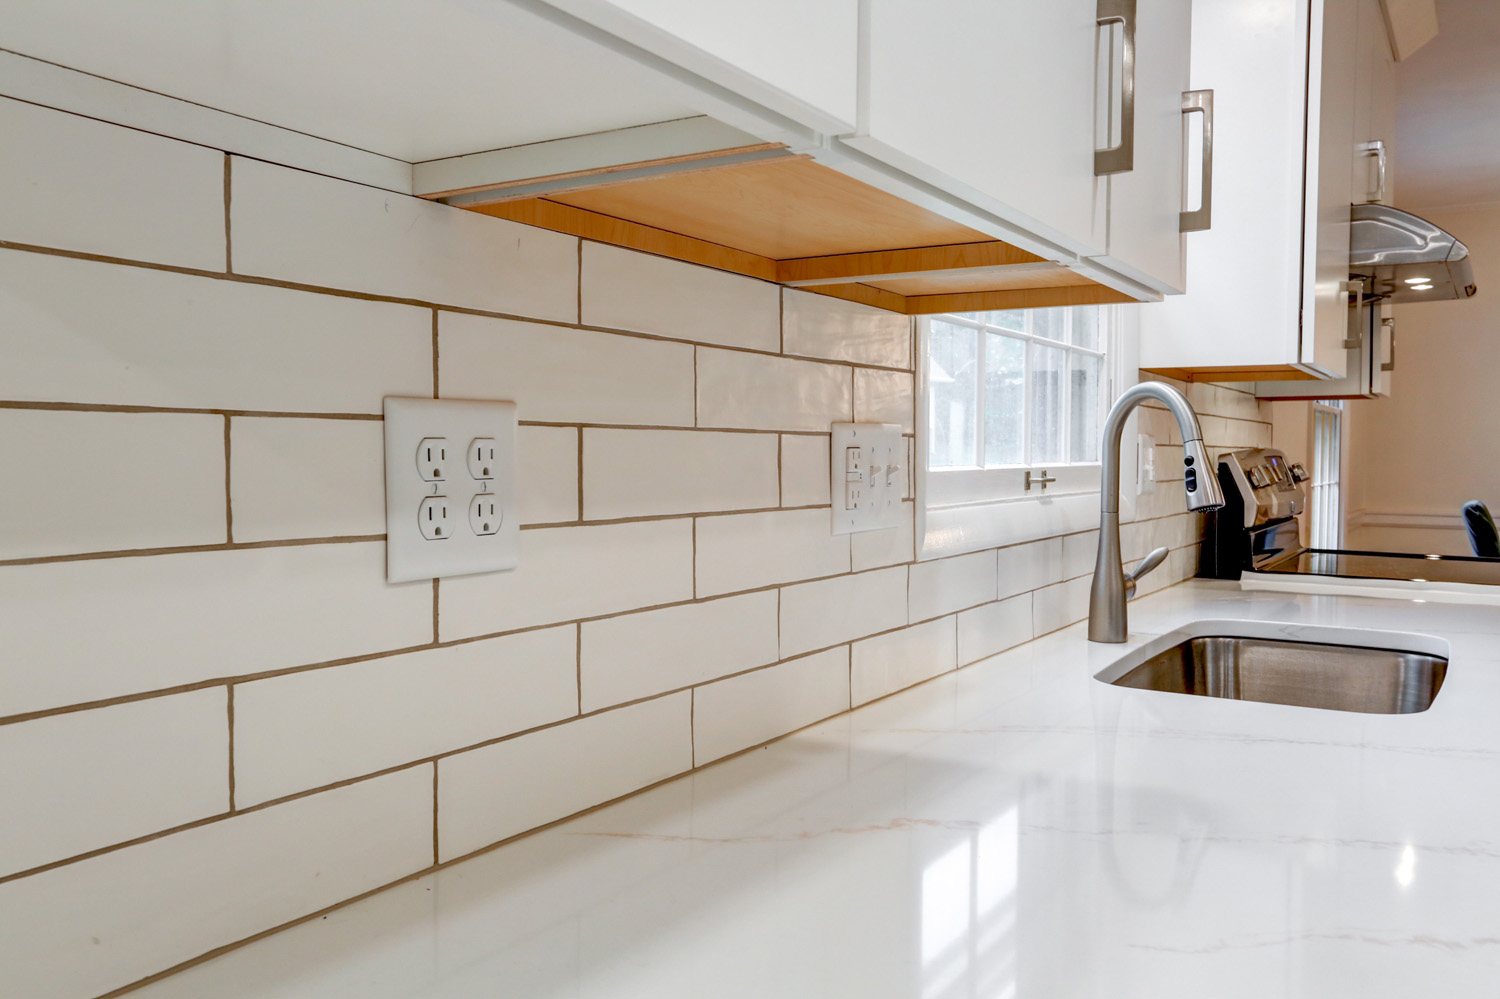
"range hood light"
1350,204,1477,303
1403,277,1430,284
1412,283,1434,291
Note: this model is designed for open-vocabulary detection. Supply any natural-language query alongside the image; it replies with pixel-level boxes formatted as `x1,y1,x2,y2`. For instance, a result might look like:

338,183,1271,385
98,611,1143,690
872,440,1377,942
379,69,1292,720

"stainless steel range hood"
1350,204,1477,303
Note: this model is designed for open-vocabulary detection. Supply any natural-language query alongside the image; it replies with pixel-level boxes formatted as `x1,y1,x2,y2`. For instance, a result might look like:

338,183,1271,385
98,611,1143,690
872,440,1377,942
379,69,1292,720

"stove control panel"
1220,447,1306,529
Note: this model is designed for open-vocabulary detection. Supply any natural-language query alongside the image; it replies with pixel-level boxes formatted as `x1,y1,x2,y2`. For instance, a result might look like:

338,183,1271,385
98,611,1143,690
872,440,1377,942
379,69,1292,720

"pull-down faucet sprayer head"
1182,438,1225,513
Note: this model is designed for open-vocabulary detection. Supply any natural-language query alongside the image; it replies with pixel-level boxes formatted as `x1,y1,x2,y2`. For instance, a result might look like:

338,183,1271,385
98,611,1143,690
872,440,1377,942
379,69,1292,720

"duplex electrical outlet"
384,397,519,583
831,422,905,535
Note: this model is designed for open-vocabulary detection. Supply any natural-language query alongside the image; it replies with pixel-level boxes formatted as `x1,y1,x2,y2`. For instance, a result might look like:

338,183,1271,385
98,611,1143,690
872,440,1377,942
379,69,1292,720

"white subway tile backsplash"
782,289,911,369
853,368,915,433
851,503,915,571
0,542,431,717
581,243,780,351
0,767,432,999
957,595,1034,666
583,429,778,520
996,537,1064,599
579,591,779,711
908,549,998,622
696,349,852,432
234,626,577,807
231,158,577,320
437,693,691,861
693,647,850,764
0,250,432,413
438,520,693,641
1061,530,1099,581
851,616,957,706
230,417,385,543
780,434,831,507
0,97,224,269
518,425,579,525
0,689,227,879
440,313,695,427
695,508,850,596
1032,576,1092,636
0,409,225,559
779,566,908,657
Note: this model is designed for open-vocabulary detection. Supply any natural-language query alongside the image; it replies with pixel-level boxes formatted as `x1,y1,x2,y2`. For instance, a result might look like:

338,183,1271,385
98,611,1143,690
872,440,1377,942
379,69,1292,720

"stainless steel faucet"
1088,382,1224,643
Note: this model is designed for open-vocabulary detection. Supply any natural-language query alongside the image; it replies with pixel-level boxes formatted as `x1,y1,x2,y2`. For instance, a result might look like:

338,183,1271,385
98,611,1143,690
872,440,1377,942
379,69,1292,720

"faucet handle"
1123,546,1170,599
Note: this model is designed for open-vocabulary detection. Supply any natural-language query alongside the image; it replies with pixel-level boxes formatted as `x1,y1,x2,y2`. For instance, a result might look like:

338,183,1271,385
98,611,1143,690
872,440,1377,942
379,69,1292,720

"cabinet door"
1091,0,1192,292
1352,0,1397,205
540,0,859,132
1301,0,1358,377
850,0,1106,260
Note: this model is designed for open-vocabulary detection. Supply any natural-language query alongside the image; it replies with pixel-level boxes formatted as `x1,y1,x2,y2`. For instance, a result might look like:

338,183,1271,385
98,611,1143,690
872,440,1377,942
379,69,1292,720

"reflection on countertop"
133,581,1500,999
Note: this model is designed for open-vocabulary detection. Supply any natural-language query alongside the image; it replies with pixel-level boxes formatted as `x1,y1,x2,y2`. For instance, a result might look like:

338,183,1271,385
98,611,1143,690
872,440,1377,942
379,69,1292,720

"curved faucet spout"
1088,382,1224,643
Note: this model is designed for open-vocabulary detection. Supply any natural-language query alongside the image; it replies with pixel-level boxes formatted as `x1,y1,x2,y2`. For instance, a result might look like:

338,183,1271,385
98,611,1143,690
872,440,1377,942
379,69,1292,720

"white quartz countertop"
134,581,1500,998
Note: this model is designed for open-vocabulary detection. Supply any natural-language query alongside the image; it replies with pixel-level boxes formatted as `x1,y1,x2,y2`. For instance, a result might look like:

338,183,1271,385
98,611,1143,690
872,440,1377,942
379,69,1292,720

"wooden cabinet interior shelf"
429,152,1136,315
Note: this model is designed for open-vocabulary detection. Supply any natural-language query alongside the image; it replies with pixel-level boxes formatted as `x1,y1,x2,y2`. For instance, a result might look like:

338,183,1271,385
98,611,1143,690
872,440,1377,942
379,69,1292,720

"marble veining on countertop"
133,581,1500,998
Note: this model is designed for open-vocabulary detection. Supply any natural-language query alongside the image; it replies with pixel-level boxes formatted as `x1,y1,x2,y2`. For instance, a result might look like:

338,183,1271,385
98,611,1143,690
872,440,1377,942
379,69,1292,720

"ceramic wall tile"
850,616,957,706
231,157,577,321
996,537,1065,599
853,368,914,433
437,520,694,641
908,549,998,622
0,542,431,716
518,425,579,525
851,503,916,571
582,243,779,352
0,688,227,879
696,348,852,432
233,626,577,806
695,508,850,596
956,595,1034,666
437,693,691,861
0,767,432,999
229,417,385,543
782,289,911,369
439,313,695,427
583,429,778,520
779,566,908,657
780,434,831,507
0,96,224,268
0,409,225,559
0,250,431,412
693,647,850,764
579,591,779,711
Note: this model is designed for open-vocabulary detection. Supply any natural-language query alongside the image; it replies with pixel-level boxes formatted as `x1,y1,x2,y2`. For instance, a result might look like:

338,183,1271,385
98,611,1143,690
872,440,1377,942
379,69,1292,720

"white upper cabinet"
1090,0,1194,293
845,0,1193,293
1140,0,1387,382
536,0,860,133
848,1,1106,260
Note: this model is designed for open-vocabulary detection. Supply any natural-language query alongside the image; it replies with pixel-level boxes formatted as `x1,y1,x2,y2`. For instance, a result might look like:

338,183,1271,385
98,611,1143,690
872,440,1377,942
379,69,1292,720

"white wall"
1344,205,1500,555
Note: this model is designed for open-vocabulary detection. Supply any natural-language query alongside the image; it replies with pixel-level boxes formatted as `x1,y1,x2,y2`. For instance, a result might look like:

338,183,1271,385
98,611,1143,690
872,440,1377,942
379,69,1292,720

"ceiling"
1396,0,1500,211
0,0,700,163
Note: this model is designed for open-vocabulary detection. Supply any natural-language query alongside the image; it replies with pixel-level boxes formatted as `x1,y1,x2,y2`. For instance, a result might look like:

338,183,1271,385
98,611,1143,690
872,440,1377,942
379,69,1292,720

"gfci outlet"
831,422,905,535
384,397,519,583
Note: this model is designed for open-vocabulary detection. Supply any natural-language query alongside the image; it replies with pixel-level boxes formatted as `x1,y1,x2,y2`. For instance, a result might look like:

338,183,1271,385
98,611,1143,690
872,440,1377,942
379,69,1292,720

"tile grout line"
576,429,585,521
431,309,440,398
222,154,232,274
432,579,440,645
575,623,583,715
431,761,440,867
223,415,233,544
226,685,236,812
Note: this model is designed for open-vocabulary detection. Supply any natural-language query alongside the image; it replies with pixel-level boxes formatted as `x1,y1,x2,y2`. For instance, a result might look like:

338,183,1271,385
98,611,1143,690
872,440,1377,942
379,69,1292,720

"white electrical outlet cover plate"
384,397,519,583
831,422,905,535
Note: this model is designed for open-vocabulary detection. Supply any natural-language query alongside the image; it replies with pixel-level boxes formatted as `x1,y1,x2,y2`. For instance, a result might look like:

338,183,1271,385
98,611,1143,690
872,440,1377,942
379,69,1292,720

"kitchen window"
917,306,1124,556
1310,399,1345,549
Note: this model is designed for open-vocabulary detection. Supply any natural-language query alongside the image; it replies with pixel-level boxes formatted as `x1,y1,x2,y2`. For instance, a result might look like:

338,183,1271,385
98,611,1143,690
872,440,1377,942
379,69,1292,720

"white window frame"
1310,399,1346,549
916,304,1138,559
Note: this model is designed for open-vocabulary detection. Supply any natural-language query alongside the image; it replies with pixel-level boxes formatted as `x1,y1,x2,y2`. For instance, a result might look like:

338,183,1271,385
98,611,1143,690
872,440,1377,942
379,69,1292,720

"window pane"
1068,353,1102,462
928,320,978,467
1071,307,1101,350
983,333,1025,465
1029,342,1065,463
1031,308,1066,343
979,309,1024,332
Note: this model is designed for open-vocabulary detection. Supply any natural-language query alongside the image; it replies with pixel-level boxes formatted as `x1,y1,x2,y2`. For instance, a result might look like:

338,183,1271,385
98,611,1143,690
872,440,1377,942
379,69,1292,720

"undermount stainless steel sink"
1106,636,1447,714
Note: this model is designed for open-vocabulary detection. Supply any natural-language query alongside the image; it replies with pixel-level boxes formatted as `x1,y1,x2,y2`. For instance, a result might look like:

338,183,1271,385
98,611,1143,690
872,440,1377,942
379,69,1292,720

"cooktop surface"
1260,548,1500,586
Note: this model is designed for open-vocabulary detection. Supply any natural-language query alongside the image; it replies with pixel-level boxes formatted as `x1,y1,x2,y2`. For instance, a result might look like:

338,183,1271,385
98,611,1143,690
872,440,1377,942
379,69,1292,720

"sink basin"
1105,635,1447,714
